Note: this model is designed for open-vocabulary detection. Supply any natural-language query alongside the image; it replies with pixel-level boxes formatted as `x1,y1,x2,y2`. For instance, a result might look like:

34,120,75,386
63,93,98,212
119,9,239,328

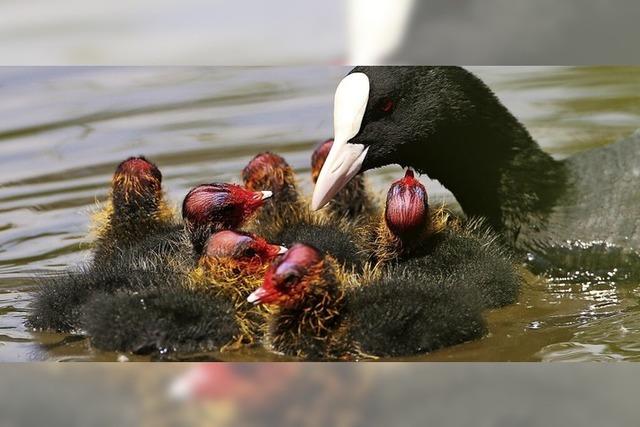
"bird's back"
523,131,640,278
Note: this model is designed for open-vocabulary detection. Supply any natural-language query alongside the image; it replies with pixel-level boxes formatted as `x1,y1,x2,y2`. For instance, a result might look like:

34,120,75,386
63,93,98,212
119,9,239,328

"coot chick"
26,184,271,333
242,152,365,270
181,183,272,257
26,253,182,333
248,243,486,360
312,67,640,271
187,230,286,344
311,138,379,224
360,169,450,265
80,231,284,355
361,169,520,309
82,230,283,354
81,285,238,356
91,156,177,263
242,152,307,237
130,182,274,268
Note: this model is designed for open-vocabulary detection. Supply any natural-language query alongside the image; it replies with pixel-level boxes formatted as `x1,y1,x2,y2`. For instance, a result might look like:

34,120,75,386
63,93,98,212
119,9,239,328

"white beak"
260,190,273,200
277,246,288,255
247,287,268,305
311,73,370,210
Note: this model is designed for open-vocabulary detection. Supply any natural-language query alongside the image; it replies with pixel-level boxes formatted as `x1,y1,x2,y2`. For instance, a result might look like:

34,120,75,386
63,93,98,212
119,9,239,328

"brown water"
1,66,639,362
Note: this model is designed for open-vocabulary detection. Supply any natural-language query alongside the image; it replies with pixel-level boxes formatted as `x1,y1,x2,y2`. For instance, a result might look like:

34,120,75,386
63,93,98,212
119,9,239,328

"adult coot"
312,66,640,272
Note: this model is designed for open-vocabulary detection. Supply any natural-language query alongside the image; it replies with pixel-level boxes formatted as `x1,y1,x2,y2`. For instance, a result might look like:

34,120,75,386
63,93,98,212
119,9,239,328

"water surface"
1,66,639,361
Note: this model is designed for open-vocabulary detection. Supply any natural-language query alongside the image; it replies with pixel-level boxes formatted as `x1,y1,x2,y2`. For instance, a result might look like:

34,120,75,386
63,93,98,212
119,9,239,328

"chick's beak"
260,190,272,200
266,244,288,258
247,286,271,305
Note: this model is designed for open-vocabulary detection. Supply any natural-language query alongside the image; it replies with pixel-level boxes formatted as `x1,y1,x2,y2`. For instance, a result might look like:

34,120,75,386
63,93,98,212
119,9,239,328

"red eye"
380,98,394,113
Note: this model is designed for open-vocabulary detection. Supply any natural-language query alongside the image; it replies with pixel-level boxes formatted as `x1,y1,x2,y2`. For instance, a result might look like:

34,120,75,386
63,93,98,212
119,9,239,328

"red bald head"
242,152,295,194
385,169,429,239
111,157,163,210
182,183,271,254
114,157,162,185
182,183,270,231
248,243,324,308
204,230,286,264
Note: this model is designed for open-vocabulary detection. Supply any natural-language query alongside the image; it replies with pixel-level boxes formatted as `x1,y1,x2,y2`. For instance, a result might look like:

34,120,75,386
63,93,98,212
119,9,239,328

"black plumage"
320,66,640,274
275,221,364,270
408,223,522,309
81,286,238,355
26,253,181,333
346,264,487,358
253,244,488,360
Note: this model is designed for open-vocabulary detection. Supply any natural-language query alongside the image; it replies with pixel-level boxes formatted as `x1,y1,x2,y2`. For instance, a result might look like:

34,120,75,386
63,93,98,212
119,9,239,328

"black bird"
312,66,640,273
25,254,182,333
248,243,487,360
91,156,179,264
26,181,272,333
81,285,238,356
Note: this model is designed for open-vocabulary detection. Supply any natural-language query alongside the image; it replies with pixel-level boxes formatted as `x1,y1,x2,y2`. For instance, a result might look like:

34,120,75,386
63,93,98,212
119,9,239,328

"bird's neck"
419,119,567,243
187,225,214,257
270,265,345,358
366,215,435,265
107,193,172,243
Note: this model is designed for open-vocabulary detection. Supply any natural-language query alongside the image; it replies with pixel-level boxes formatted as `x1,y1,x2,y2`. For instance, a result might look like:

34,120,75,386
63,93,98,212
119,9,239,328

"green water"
1,66,639,361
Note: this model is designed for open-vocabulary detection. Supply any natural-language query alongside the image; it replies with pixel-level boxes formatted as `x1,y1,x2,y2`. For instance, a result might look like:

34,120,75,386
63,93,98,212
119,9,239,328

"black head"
311,66,517,211
344,67,424,170
345,66,500,170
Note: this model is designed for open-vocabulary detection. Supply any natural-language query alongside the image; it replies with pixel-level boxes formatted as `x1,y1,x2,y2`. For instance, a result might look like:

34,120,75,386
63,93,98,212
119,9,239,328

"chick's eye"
280,273,299,289
379,97,394,113
242,247,257,258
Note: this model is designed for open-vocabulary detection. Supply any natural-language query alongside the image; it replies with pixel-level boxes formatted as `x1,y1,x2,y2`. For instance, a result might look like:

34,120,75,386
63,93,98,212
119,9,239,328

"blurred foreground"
1,363,638,427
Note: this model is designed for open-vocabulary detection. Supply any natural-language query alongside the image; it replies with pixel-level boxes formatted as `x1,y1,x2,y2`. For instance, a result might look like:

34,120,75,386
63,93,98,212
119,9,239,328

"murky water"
1,66,639,361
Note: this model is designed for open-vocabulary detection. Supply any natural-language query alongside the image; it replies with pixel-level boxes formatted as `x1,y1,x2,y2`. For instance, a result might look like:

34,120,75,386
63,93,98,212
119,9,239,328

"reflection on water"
0,66,639,361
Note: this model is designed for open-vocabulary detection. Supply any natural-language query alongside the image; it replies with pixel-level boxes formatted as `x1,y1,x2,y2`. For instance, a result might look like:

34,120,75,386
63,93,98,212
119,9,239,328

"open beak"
277,245,288,255
312,73,370,210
